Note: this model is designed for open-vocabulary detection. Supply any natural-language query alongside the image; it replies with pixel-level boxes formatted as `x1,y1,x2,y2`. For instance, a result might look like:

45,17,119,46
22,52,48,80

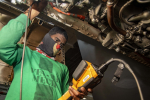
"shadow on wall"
76,33,150,100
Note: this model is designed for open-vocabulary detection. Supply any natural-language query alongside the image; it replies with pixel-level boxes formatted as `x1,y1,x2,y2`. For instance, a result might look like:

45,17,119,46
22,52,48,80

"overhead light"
11,0,16,4
17,0,22,2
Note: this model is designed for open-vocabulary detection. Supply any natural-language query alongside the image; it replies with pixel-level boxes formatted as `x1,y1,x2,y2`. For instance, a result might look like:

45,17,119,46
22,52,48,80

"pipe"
49,2,85,20
119,0,134,25
128,11,150,22
107,1,126,36
137,0,150,3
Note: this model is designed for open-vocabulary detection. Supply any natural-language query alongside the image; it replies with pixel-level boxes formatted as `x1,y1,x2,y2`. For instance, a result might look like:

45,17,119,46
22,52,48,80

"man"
0,0,91,100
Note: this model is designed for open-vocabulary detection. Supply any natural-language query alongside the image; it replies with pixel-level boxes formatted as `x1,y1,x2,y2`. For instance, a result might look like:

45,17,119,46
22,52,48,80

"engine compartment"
1,0,150,66
45,0,150,66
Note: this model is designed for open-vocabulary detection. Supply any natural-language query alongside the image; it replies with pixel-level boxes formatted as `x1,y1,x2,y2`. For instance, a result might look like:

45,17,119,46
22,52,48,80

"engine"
1,0,150,66
47,0,150,66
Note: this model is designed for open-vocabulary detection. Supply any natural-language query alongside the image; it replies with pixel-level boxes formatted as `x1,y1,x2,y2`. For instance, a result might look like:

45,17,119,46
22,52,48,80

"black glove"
30,0,48,12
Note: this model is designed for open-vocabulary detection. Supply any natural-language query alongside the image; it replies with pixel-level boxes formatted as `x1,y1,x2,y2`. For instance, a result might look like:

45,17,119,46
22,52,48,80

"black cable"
119,0,134,25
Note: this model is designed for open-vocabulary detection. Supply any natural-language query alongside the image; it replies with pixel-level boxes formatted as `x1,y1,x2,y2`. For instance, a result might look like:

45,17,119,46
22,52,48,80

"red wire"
49,2,85,20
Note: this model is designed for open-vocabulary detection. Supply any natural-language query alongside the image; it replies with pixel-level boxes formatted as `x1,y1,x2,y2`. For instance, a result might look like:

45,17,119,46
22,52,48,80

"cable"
20,5,32,100
49,2,85,20
99,58,144,100
119,0,134,25
137,0,150,3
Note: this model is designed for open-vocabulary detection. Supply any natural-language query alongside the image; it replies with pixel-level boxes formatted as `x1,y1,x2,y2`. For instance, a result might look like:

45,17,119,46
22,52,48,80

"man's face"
51,33,66,47
50,33,66,56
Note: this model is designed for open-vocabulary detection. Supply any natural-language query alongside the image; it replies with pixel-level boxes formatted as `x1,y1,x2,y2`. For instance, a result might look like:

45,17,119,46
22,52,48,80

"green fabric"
0,14,69,100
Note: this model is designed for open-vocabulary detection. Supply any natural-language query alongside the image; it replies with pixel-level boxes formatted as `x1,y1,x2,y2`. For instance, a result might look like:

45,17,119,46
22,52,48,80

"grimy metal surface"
0,0,101,42
76,32,150,100
1,0,150,68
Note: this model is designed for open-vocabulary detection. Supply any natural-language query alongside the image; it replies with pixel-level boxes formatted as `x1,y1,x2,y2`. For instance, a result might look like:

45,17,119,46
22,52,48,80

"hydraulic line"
107,0,126,36
49,2,85,20
119,0,134,25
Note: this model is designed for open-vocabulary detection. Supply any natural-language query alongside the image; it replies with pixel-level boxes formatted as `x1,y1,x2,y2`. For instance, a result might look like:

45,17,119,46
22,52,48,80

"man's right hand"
24,0,48,20
30,0,48,12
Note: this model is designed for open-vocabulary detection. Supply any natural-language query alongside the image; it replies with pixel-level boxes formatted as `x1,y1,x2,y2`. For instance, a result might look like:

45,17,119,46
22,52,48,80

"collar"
36,48,55,61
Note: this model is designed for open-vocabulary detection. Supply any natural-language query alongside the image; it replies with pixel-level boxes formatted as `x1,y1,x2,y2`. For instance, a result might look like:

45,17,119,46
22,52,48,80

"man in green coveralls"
0,0,92,100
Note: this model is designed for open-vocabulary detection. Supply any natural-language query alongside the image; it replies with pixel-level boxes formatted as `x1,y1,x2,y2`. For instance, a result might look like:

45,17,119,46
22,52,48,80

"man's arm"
0,14,31,66
0,1,46,66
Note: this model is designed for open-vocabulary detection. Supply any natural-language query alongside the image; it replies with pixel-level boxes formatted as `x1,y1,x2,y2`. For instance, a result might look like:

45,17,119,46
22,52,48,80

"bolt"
93,37,97,39
130,27,133,30
135,48,138,52
77,27,80,30
123,52,126,54
126,30,129,33
50,13,54,17
115,47,120,52
134,27,139,31
143,31,147,35
122,44,126,47
90,34,93,37
125,33,130,38
135,36,142,43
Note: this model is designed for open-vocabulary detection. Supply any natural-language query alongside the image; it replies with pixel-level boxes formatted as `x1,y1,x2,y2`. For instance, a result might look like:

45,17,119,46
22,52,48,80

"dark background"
76,33,150,100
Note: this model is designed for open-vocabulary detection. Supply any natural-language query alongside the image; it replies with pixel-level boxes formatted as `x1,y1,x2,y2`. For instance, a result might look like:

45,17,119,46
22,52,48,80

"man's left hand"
68,86,92,100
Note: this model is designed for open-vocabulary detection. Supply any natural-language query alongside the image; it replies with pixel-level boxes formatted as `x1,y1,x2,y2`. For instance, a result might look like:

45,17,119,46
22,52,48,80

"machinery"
59,58,143,100
0,0,150,67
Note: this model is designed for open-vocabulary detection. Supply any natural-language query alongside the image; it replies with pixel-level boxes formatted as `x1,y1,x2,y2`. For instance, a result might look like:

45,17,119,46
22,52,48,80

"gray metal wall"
76,33,150,100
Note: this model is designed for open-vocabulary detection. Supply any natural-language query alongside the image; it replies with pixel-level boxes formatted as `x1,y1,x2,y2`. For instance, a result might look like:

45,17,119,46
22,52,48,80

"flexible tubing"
99,58,144,100
119,0,134,25
20,6,32,100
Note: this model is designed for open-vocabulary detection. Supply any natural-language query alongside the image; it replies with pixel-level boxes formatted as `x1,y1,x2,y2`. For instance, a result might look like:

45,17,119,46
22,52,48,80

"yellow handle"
58,85,77,100
58,90,71,100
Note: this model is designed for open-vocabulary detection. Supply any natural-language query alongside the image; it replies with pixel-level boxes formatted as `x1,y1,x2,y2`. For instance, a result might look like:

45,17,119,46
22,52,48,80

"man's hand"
24,0,48,20
68,86,92,100
30,0,48,12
